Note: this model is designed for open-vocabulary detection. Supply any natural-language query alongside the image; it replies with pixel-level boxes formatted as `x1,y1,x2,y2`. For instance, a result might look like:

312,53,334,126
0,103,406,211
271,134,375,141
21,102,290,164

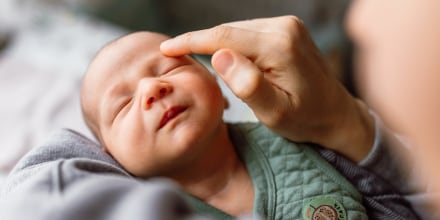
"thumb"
211,49,280,120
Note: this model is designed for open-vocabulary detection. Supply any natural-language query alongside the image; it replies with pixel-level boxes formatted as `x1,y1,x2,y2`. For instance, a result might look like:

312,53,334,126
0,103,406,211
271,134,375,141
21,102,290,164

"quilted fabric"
185,123,368,220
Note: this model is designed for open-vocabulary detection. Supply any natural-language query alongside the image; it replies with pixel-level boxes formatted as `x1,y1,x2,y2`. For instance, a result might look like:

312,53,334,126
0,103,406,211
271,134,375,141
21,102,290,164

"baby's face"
81,32,225,177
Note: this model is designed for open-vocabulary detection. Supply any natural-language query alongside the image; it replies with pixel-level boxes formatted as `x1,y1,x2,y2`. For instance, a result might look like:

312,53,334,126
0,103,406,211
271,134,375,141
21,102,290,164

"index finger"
221,16,298,34
160,25,267,57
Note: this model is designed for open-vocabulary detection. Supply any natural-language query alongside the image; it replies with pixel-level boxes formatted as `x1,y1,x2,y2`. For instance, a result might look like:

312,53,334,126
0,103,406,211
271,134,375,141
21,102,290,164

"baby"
80,31,367,219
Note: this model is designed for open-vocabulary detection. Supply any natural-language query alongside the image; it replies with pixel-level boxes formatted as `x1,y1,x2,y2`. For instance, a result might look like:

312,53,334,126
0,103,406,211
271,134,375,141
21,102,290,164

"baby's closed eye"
112,97,133,124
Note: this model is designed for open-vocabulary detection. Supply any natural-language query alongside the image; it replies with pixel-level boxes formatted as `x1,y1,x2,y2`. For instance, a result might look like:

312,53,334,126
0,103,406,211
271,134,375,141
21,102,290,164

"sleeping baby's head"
80,32,228,177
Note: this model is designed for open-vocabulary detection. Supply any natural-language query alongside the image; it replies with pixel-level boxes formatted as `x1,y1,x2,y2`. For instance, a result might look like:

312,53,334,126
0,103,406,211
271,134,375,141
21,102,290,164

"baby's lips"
159,106,187,129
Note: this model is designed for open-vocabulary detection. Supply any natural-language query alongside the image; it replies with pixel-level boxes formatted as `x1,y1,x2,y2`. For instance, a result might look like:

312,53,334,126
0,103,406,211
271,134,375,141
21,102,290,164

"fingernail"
213,51,233,75
160,40,172,52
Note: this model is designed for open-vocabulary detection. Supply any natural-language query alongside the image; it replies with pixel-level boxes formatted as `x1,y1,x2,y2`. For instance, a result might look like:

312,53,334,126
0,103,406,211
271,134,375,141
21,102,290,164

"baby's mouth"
159,106,187,129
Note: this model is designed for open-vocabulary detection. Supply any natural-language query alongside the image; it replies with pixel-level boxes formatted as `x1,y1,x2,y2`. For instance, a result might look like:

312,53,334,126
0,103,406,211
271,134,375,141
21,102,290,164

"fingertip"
160,39,174,55
161,33,190,55
212,49,234,76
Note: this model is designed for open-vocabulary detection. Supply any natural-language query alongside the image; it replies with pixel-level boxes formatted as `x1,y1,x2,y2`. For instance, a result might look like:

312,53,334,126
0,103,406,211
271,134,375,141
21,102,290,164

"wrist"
326,98,375,163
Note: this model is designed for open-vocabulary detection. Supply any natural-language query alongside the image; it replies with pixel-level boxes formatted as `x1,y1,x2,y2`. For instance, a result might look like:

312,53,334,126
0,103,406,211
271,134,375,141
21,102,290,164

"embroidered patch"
302,196,347,220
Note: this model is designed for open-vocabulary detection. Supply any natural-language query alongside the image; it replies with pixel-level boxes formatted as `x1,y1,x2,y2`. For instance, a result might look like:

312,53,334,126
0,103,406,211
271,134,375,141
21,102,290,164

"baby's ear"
223,96,230,110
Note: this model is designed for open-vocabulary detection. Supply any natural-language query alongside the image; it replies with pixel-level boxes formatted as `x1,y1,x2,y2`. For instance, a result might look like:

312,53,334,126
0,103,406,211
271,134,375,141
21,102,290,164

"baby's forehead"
90,33,167,76
107,32,169,53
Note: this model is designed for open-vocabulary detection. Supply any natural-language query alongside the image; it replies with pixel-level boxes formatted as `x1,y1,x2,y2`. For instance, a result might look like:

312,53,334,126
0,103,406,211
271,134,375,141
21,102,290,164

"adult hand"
161,16,374,162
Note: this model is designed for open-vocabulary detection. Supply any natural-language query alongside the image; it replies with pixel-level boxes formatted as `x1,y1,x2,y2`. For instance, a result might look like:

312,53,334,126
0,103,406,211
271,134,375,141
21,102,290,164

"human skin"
346,0,440,204
159,10,440,208
160,16,375,163
81,32,254,215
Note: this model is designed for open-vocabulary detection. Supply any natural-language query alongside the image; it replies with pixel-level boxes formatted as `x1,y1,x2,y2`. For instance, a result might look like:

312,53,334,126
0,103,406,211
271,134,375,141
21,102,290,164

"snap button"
302,196,347,220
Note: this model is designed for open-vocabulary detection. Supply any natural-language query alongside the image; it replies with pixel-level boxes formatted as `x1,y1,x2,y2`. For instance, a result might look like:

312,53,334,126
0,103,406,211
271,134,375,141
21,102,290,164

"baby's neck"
169,124,254,216
202,157,254,216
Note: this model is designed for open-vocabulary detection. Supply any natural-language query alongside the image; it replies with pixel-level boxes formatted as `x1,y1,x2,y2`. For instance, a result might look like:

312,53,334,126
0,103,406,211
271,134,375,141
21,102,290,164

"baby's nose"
140,80,172,110
146,88,168,104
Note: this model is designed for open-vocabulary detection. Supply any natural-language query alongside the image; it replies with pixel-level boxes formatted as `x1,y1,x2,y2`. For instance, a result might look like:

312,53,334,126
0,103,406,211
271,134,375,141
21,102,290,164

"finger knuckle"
280,15,305,32
271,16,306,54
210,25,233,42
235,77,260,100
178,31,195,50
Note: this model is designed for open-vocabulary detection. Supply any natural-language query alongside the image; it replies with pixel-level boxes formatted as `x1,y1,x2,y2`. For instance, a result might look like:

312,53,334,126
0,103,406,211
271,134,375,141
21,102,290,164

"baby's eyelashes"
158,63,192,78
111,97,133,124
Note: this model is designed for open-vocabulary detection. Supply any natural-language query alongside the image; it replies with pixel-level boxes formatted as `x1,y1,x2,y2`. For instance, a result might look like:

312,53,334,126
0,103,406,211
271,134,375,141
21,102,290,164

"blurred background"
0,0,353,182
